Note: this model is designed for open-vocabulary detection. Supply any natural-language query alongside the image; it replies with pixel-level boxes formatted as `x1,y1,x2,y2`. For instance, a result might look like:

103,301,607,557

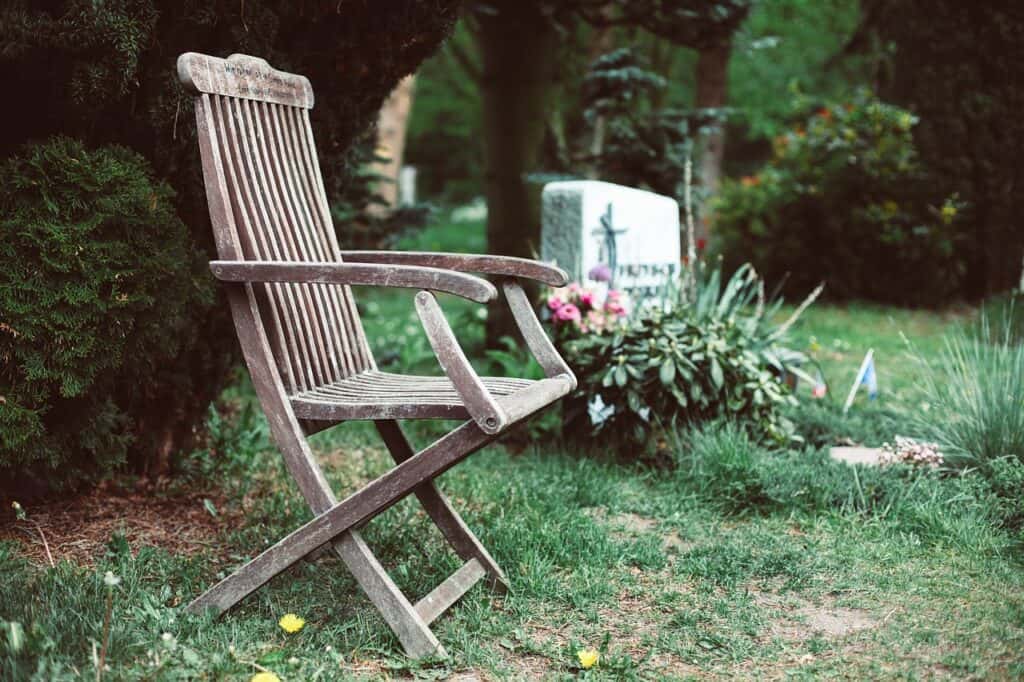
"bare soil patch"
0,480,239,566
754,590,877,643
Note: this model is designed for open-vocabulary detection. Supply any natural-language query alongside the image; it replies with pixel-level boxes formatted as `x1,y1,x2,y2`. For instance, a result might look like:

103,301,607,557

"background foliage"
714,91,962,304
869,0,1024,299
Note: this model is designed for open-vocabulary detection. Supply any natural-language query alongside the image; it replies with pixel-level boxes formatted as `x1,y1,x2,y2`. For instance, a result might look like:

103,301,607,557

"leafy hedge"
714,91,963,305
0,138,209,495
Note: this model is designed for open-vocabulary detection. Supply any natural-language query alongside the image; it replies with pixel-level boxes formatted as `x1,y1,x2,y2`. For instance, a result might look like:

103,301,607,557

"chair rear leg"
376,420,509,593
331,530,444,658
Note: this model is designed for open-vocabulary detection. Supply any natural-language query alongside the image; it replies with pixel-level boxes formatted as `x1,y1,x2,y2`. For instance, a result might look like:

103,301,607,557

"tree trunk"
584,12,616,179
476,3,559,345
370,74,416,214
695,41,732,242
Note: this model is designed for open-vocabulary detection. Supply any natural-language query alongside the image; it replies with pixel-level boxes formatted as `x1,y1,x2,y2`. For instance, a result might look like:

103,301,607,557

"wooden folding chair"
177,53,576,657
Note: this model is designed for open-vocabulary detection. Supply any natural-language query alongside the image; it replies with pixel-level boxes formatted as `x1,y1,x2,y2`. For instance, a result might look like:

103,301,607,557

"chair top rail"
178,52,314,109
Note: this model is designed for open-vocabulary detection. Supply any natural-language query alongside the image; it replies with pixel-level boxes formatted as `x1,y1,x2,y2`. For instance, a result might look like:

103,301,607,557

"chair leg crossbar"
187,420,508,658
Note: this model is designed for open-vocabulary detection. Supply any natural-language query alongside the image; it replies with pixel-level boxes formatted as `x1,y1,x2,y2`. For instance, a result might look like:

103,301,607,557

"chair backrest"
178,52,375,394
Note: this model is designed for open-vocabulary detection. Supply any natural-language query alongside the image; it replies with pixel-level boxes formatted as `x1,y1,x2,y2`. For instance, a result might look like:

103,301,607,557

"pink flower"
605,300,627,316
554,303,582,322
547,294,563,311
606,289,622,300
579,290,595,307
567,282,582,295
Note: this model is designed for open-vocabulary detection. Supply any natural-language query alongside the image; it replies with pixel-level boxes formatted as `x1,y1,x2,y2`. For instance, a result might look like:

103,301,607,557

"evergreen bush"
0,137,210,495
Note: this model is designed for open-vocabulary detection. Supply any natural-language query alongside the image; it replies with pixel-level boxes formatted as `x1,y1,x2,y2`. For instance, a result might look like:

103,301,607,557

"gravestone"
541,181,681,301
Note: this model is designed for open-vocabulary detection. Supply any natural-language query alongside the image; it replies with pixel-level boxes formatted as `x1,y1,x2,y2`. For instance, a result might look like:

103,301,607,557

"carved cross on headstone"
591,203,629,288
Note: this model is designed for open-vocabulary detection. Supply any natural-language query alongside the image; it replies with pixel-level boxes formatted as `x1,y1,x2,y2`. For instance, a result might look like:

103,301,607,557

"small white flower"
161,632,173,642
103,571,121,587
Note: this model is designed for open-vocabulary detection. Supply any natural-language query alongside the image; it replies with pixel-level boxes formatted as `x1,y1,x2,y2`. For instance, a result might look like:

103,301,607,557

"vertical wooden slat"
213,96,302,393
250,100,333,386
297,108,377,372
236,97,325,390
263,102,343,383
276,105,360,378
290,106,370,374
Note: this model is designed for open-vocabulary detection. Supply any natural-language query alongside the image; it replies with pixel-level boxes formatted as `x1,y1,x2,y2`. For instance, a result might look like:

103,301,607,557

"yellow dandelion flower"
941,204,957,224
250,673,281,682
577,648,600,669
278,613,305,634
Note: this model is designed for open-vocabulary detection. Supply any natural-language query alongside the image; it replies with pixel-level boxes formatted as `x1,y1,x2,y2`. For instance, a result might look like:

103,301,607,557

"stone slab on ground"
829,446,884,466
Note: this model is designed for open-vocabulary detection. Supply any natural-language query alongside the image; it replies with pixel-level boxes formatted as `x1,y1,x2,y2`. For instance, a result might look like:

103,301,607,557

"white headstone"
541,181,681,301
398,165,417,206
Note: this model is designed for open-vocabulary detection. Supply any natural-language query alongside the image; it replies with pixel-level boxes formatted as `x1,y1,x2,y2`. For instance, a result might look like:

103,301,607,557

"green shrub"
715,90,963,305
563,266,807,445
0,137,210,495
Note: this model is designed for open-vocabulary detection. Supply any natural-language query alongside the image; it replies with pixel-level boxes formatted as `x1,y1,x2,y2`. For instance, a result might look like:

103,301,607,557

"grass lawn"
2,218,1021,680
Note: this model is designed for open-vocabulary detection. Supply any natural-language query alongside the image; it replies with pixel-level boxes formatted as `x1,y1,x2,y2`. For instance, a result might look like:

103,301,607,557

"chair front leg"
186,420,494,616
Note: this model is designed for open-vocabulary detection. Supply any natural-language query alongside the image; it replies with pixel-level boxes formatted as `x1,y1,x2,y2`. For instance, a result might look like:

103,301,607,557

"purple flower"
588,263,612,282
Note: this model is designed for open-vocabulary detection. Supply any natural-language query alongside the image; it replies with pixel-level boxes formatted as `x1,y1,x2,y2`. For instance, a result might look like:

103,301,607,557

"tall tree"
467,0,750,342
0,0,461,485
371,75,417,212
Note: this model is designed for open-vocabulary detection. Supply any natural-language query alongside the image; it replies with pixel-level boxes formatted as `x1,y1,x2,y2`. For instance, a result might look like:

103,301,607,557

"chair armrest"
339,251,569,287
502,280,577,390
209,260,497,304
415,291,508,434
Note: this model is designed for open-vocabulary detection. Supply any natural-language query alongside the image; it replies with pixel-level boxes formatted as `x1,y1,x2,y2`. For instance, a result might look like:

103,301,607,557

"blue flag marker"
861,356,878,400
843,349,877,413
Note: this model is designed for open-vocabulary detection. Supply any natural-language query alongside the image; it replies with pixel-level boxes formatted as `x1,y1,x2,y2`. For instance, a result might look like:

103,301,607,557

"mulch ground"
0,480,240,567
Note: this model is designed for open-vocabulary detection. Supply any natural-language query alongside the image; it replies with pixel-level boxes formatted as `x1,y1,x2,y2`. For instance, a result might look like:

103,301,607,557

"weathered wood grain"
178,53,314,108
414,559,486,625
375,420,509,592
181,51,576,659
340,250,570,287
186,420,493,616
415,291,507,434
503,279,578,388
210,260,498,303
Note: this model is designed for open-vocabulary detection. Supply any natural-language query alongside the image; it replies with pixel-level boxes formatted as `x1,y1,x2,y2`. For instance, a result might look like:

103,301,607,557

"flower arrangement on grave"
544,161,820,448
545,264,630,343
